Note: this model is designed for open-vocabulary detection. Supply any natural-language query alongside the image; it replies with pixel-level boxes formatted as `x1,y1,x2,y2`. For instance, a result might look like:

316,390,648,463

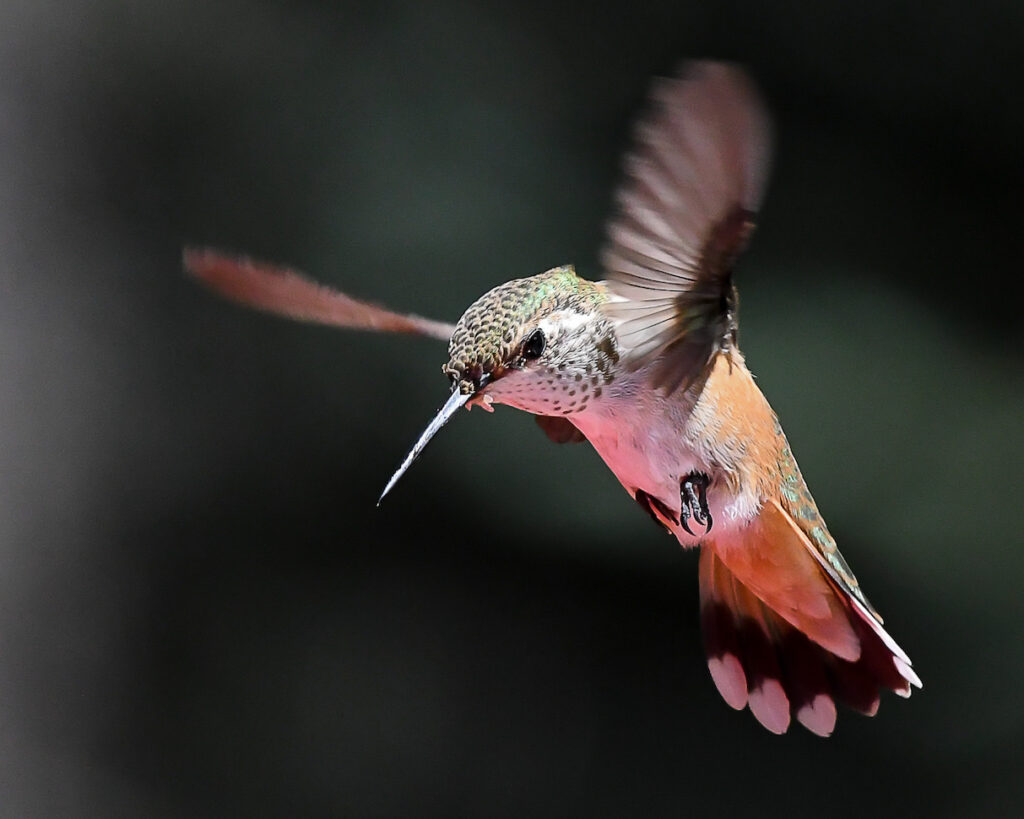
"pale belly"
569,386,763,547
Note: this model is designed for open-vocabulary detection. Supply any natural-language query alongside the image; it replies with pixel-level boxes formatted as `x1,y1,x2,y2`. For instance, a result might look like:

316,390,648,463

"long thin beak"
377,386,471,504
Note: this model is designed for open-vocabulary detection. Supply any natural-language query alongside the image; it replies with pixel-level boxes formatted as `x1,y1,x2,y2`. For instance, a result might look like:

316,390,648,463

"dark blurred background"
2,1,1023,816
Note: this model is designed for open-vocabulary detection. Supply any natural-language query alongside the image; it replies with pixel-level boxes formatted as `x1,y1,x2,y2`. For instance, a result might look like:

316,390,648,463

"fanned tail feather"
698,518,920,736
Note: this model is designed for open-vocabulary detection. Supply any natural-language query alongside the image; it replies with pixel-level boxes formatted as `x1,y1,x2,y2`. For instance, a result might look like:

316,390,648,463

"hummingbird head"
379,266,617,502
443,265,617,415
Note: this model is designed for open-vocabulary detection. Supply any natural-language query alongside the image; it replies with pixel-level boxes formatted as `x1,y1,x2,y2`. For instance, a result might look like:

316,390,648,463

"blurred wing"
184,248,456,340
601,61,772,393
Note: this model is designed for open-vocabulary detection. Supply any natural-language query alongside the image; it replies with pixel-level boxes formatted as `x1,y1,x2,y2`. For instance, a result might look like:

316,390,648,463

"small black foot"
680,472,713,536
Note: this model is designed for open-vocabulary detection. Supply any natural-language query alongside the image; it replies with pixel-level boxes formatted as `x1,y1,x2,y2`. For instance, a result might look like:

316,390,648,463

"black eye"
522,328,546,361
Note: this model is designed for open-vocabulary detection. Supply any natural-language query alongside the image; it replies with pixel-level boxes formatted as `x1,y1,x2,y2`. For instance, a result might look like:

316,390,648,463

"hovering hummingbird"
186,61,920,735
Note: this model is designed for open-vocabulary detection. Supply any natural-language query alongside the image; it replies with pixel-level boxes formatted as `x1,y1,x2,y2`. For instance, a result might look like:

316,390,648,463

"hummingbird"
186,61,920,736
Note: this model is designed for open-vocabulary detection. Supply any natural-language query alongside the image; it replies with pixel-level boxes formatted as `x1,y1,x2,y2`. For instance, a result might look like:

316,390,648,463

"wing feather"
184,248,456,340
601,61,772,394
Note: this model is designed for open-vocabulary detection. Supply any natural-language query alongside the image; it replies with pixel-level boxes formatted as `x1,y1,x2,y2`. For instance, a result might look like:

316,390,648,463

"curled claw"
697,478,713,533
696,477,712,532
681,472,713,536
679,493,696,536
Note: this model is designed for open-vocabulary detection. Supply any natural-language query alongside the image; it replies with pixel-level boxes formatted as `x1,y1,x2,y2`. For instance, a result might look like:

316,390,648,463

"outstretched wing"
184,249,456,340
601,61,772,394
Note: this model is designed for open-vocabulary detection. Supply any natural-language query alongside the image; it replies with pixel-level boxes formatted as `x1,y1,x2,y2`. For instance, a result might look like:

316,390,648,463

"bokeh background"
2,1,1023,815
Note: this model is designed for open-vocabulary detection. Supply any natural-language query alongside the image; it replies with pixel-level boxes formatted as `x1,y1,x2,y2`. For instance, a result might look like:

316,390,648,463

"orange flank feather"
681,353,919,734
710,500,859,661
